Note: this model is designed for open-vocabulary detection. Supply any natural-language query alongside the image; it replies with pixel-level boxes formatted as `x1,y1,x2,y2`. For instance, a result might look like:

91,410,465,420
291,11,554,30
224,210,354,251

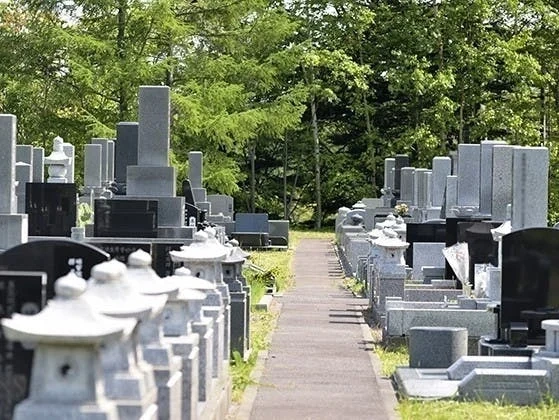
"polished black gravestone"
0,240,109,301
444,217,493,283
182,179,201,224
94,199,158,238
501,228,559,345
0,271,47,420
152,242,184,277
25,183,77,236
464,221,499,289
405,222,446,267
94,242,152,264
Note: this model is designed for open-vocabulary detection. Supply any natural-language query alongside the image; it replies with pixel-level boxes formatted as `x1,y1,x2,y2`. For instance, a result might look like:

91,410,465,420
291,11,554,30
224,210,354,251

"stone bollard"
223,243,250,360
126,249,184,420
409,326,468,368
165,268,214,405
1,271,136,420
228,239,252,352
83,259,164,420
170,231,230,374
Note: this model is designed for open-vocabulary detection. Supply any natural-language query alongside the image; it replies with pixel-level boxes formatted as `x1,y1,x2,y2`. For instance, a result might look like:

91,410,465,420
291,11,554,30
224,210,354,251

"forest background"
1,0,559,228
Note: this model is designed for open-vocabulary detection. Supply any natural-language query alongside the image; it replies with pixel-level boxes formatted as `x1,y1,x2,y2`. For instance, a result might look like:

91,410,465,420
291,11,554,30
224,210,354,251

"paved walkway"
248,239,399,420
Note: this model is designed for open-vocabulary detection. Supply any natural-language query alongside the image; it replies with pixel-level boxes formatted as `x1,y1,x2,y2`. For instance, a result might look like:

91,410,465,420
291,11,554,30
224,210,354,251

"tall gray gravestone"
15,163,31,214
431,157,452,207
91,138,110,186
511,146,549,230
15,146,33,213
479,140,507,216
399,167,415,204
188,151,211,214
384,158,395,190
125,86,191,238
491,145,514,221
413,169,428,208
456,143,481,211
0,115,28,250
62,141,75,183
32,147,44,182
445,175,458,218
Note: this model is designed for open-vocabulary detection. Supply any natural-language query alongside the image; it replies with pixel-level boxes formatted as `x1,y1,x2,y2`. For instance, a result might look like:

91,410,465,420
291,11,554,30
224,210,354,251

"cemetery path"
248,239,399,420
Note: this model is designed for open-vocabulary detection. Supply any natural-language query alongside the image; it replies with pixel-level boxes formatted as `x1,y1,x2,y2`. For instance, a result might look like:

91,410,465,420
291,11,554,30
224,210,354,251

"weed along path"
249,239,399,420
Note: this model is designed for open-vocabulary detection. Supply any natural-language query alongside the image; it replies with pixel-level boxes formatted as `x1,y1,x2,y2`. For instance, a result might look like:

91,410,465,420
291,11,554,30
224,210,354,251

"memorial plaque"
94,242,152,264
0,271,47,420
502,228,559,344
94,199,158,238
0,240,109,300
152,242,184,277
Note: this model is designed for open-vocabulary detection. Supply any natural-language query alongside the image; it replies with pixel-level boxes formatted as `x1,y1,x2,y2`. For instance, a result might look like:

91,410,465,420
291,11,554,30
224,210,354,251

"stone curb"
357,304,402,420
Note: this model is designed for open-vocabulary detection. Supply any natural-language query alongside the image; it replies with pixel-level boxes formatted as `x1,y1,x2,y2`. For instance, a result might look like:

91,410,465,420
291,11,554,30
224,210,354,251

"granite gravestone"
501,228,559,345
32,147,44,183
182,179,201,224
0,240,109,300
25,183,76,236
94,199,158,238
0,114,28,251
0,271,46,420
463,221,500,289
114,122,138,194
479,140,507,216
94,242,152,264
393,154,409,198
405,222,446,267
511,147,549,230
444,217,491,283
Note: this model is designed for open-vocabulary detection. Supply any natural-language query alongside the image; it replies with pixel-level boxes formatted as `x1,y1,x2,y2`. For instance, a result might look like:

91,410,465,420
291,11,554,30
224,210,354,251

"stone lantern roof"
84,259,166,320
127,249,179,298
2,271,135,344
169,231,228,263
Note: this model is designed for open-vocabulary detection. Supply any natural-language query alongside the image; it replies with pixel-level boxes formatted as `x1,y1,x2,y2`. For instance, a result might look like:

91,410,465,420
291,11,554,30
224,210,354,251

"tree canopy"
2,0,559,226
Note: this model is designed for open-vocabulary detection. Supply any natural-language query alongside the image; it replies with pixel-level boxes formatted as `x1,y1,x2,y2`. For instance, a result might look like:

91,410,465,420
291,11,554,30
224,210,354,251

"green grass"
399,399,559,420
371,333,559,419
342,276,366,297
230,309,277,402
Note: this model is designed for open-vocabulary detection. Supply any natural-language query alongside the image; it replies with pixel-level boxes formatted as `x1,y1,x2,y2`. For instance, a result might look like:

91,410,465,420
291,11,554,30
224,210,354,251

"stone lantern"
1,271,135,420
170,231,230,367
164,268,216,404
44,136,70,183
126,249,183,420
170,267,225,381
370,229,409,317
83,259,165,420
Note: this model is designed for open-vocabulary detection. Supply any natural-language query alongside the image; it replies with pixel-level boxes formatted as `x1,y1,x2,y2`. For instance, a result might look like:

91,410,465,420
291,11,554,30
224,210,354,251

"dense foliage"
2,1,559,226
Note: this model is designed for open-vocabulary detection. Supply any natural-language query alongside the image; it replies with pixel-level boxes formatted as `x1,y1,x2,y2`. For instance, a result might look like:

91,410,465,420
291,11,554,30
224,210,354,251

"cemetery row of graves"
0,85,290,419
336,144,559,404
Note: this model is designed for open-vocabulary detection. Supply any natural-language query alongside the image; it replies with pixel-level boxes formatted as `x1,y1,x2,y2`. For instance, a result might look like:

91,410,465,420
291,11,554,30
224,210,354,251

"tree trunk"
311,95,321,229
117,1,128,121
283,133,288,220
249,141,256,213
